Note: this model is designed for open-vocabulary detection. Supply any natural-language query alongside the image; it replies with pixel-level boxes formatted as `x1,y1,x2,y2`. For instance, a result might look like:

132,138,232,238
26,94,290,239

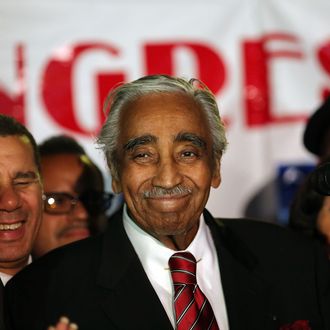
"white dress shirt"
123,205,229,329
0,272,12,286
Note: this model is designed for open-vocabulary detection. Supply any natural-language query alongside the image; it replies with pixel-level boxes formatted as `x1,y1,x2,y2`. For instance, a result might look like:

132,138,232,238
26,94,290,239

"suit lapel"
204,210,273,330
96,212,172,329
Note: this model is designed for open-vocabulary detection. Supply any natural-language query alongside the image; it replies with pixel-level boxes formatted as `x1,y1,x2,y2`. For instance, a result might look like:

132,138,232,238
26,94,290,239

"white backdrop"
1,0,329,220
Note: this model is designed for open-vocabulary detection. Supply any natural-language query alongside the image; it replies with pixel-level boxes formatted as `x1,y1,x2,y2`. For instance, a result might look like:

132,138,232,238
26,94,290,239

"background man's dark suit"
4,210,330,330
0,280,5,330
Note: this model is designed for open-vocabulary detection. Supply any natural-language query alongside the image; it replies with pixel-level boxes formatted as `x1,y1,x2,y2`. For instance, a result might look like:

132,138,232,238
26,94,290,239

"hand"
47,316,78,330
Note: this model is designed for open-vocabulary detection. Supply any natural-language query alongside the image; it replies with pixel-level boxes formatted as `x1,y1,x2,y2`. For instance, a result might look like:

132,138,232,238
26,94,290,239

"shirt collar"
123,204,211,267
0,255,32,286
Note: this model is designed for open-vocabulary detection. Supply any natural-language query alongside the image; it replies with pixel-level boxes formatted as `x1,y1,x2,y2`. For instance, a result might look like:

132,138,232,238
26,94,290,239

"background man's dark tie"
169,251,219,330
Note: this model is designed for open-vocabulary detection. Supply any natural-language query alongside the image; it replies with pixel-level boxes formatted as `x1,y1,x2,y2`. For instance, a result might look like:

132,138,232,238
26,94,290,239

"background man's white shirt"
0,255,32,286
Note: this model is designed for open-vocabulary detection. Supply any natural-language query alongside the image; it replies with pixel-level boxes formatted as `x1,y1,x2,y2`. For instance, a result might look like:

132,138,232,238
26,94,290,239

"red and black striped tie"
169,252,219,330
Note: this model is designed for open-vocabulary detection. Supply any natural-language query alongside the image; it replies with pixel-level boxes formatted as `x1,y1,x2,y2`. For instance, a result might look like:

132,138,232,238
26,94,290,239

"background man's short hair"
39,134,105,193
0,114,40,171
38,135,86,156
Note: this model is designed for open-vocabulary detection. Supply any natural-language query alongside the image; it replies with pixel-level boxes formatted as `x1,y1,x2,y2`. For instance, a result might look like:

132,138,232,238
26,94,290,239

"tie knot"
168,251,197,285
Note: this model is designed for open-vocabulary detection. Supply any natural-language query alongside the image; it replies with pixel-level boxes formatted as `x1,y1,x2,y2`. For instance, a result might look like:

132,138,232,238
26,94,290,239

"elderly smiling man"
5,75,330,330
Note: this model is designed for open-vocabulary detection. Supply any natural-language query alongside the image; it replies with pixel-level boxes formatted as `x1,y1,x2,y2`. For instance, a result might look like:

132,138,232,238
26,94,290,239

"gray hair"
97,74,227,180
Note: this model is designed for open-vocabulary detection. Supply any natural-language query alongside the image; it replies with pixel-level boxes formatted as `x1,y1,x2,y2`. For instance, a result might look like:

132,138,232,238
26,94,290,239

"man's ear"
108,162,122,193
211,157,221,188
112,178,122,193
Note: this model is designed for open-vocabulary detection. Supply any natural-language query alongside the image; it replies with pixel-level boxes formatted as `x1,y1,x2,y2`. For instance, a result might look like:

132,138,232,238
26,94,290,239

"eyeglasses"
43,191,113,215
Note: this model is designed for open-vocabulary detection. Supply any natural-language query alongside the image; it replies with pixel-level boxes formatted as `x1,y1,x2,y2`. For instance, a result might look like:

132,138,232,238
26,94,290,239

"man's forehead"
119,95,211,150
18,134,32,146
0,135,37,168
0,134,33,148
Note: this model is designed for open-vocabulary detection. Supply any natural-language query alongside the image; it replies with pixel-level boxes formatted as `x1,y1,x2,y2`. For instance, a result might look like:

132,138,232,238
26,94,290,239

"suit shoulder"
215,217,319,255
219,217,298,237
6,233,103,289
219,217,284,230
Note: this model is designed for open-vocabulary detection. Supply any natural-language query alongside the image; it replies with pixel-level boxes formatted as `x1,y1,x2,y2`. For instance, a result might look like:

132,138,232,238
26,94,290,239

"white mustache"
143,186,192,198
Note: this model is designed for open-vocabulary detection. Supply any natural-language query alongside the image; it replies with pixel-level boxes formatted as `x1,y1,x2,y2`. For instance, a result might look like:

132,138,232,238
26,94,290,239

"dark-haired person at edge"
5,76,330,330
289,96,330,259
303,96,330,163
289,158,330,259
32,135,112,258
0,115,78,330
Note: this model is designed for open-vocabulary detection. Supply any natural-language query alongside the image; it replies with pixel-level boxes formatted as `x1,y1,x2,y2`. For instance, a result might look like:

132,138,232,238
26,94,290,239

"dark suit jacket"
4,210,330,330
0,279,5,330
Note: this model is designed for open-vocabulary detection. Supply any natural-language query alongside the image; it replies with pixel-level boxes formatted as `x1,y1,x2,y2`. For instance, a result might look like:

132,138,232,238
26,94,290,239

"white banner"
1,0,329,221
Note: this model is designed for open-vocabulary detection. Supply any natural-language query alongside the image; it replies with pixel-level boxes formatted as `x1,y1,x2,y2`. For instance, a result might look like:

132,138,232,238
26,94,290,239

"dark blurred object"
243,178,278,223
289,173,324,237
289,158,330,259
289,97,330,259
303,96,330,158
309,161,330,195
244,163,315,225
277,164,315,225
244,96,330,224
80,191,113,216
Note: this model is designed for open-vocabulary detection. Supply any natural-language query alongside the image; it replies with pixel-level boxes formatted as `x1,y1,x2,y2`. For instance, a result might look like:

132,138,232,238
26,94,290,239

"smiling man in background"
0,115,78,330
0,114,42,287
32,135,110,258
